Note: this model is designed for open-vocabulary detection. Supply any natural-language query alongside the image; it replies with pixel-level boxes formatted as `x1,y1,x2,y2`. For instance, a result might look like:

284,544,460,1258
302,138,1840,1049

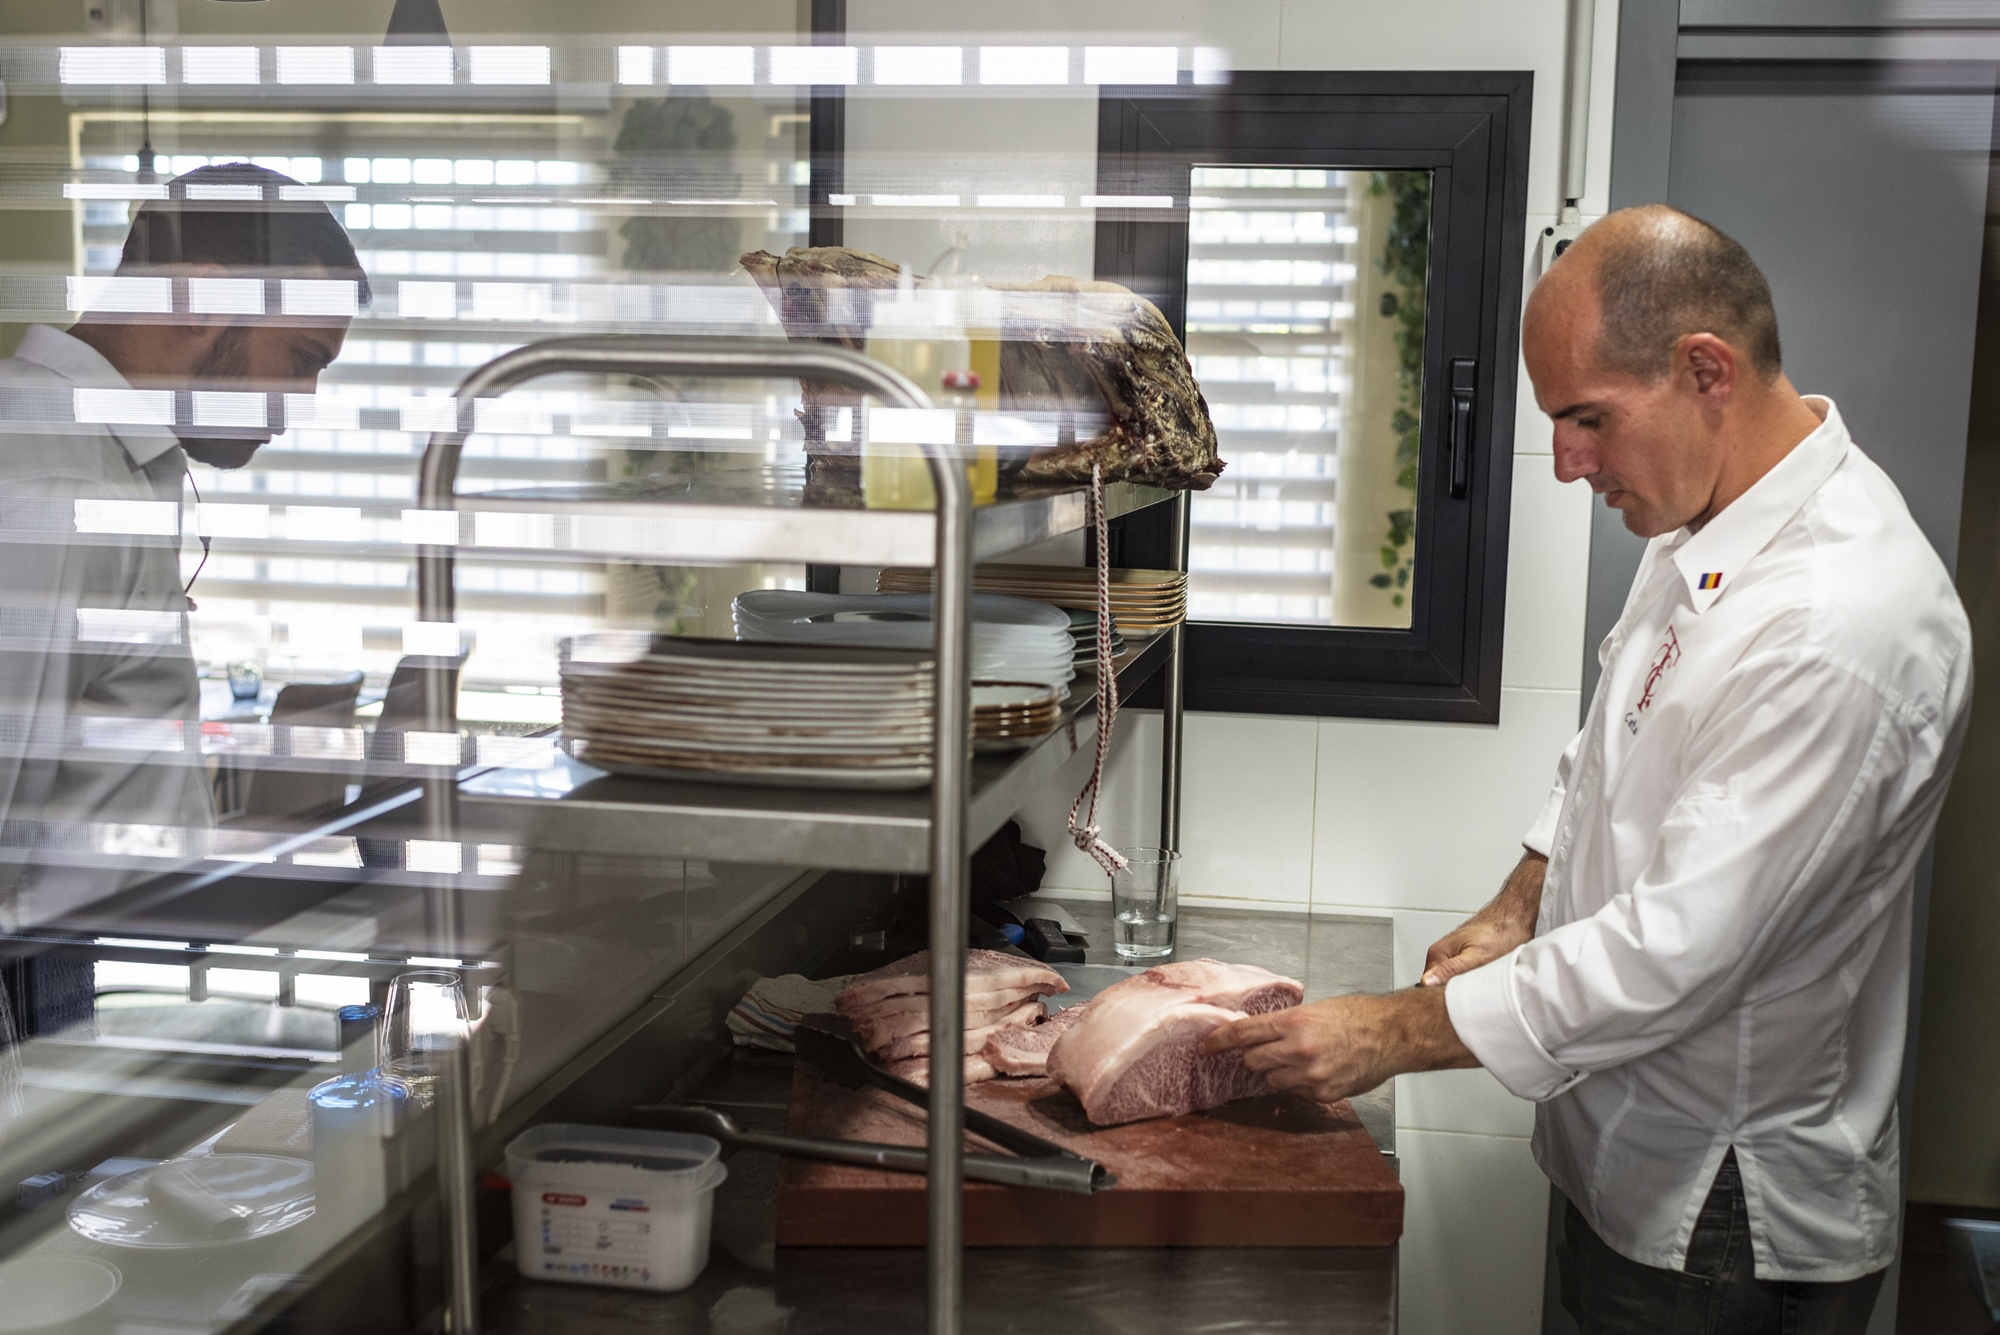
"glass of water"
1112,848,1181,961
379,970,472,1111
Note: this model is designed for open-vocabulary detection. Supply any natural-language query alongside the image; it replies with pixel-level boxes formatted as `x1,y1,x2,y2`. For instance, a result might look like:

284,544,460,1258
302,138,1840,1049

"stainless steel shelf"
454,630,1173,873
433,473,1175,568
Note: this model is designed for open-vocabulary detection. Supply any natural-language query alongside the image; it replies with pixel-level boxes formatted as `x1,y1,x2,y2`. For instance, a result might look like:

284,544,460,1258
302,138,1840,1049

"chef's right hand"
1421,918,1527,987
1419,850,1547,987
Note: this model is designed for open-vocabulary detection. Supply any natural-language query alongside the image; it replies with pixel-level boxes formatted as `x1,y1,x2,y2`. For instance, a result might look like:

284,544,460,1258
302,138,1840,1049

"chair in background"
354,655,464,868
230,670,367,828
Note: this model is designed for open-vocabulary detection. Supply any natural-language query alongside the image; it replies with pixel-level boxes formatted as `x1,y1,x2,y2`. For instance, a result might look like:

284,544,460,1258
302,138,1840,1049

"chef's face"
1522,277,1734,539
178,306,347,469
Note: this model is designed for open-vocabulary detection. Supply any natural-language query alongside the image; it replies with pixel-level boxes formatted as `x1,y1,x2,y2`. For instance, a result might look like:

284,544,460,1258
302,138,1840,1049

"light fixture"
384,0,453,48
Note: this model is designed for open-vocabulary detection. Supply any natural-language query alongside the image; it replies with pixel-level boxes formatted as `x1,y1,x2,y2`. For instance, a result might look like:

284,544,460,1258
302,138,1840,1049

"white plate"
68,1156,314,1250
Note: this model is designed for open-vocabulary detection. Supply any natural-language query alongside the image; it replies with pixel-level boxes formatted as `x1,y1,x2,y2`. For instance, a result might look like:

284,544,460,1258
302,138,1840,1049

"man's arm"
1420,850,1546,987
1199,851,1543,1103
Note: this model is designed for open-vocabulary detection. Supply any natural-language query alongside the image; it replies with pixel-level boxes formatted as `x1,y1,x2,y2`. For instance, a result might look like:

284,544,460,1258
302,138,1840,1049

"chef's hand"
1420,849,1548,986
1199,989,1477,1105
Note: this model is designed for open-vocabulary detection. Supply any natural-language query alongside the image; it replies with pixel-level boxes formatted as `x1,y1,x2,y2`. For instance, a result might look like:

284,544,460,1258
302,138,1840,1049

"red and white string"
1067,463,1128,877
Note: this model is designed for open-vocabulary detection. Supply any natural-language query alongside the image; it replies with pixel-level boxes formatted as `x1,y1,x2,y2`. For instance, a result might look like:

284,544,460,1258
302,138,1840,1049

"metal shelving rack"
411,334,1187,1335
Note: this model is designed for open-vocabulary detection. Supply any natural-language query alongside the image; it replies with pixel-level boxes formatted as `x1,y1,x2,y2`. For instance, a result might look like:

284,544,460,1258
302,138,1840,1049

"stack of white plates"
732,590,1074,689
877,564,1188,633
559,634,940,789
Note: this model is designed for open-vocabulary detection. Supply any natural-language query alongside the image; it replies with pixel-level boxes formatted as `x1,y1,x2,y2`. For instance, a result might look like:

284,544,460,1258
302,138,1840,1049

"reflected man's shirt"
1445,398,1972,1282
0,325,212,922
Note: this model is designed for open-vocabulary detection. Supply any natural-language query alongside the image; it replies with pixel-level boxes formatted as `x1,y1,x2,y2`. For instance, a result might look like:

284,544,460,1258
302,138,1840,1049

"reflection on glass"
1184,166,1432,627
379,969,472,1111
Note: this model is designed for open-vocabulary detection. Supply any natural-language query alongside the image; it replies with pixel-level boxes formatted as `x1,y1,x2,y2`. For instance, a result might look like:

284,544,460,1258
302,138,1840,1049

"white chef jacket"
0,325,212,925
1446,398,1971,1282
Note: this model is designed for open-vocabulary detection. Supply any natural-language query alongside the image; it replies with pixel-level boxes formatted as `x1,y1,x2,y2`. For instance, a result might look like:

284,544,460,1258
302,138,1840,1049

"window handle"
1447,358,1477,499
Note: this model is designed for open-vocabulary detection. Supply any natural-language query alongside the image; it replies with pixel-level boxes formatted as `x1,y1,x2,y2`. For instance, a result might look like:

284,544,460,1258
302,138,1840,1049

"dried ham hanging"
739,247,1224,492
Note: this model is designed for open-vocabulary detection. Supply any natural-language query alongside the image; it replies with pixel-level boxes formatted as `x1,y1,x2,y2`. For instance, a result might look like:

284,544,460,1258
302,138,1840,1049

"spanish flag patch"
1697,572,1723,591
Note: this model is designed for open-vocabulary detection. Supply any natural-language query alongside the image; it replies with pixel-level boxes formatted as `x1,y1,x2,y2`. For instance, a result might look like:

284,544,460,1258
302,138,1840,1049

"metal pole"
413,336,938,1335
922,403,974,1335
437,1040,480,1333
1158,492,1188,853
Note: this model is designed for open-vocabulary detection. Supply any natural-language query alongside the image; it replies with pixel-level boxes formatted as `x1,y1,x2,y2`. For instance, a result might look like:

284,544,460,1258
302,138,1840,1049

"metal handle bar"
409,334,976,1335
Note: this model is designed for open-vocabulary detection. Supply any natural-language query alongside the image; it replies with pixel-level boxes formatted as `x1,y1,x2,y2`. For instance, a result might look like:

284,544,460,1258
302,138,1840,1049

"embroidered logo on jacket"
1625,627,1682,735
1697,572,1723,591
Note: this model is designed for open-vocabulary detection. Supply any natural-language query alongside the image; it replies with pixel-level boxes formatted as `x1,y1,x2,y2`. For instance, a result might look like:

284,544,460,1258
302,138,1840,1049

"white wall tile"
1398,1130,1550,1335
1312,687,1578,916
1178,712,1318,903
1027,710,1320,904
1017,708,1161,892
1501,465,1594,692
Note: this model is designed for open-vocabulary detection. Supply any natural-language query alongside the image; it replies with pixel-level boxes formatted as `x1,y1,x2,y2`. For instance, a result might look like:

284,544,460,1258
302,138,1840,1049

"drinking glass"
1112,848,1180,960
226,659,263,702
378,970,472,1111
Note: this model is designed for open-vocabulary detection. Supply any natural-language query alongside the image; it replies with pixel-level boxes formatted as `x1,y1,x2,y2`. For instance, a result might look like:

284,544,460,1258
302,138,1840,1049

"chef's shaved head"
1538,205,1782,382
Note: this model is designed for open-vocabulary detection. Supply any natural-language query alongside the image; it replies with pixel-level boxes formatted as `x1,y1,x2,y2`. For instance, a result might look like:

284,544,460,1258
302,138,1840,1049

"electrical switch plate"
1535,221,1585,279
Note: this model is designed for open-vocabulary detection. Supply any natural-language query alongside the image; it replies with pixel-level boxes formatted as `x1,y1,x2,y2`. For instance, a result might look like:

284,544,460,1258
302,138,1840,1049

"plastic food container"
504,1123,727,1293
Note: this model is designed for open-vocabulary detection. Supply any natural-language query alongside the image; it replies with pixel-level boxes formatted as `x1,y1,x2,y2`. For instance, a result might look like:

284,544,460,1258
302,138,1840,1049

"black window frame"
1097,71,1534,724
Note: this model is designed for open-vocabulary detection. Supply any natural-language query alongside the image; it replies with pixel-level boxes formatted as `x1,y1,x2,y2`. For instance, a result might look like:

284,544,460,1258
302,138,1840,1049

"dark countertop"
485,908,1399,1334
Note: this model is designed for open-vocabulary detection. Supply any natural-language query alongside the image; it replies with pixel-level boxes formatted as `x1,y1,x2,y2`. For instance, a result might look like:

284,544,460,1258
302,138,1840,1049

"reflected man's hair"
118,162,371,306
1589,205,1779,381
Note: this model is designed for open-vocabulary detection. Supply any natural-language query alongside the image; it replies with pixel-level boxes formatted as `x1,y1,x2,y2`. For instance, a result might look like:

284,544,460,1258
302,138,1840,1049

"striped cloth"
726,973,853,1053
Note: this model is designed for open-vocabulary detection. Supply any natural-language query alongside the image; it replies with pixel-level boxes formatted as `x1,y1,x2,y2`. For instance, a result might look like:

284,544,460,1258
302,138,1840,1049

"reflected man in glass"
0,163,361,945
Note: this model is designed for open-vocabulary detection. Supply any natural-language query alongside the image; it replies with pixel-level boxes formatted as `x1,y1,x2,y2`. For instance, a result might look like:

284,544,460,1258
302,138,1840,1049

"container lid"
504,1123,724,1190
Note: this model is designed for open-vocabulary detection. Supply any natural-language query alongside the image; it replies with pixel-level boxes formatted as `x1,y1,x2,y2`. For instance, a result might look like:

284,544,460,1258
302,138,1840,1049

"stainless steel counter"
483,907,1399,1334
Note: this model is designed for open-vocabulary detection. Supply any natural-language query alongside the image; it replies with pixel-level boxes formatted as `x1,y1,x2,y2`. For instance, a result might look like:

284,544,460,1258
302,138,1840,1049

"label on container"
531,1188,658,1286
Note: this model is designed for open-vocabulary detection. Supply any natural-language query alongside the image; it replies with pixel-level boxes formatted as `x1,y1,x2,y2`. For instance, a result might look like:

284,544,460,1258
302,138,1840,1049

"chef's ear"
1679,332,1738,403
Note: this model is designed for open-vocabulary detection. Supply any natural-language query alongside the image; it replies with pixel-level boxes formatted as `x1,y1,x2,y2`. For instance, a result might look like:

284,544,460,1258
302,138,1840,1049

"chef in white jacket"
1205,205,1971,1335
0,162,358,936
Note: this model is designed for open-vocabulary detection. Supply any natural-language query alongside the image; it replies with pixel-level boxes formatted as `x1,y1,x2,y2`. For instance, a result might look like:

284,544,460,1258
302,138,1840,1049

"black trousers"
1558,1153,1887,1335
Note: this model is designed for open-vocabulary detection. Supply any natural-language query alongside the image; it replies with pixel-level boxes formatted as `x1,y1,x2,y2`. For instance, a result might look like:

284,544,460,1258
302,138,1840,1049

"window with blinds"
71,106,814,727
1183,166,1430,630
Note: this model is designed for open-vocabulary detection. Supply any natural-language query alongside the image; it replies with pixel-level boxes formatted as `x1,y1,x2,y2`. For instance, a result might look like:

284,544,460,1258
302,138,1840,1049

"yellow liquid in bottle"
862,332,998,510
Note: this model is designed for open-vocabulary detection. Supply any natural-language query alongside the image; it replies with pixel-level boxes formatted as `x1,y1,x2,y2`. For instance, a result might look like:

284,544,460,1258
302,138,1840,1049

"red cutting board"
775,1063,1403,1247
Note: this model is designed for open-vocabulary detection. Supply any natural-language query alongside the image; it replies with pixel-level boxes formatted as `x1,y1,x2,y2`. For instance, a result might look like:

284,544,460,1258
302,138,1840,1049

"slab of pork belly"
845,983,1051,1023
1144,959,1304,1014
885,1053,998,1086
851,992,1049,1051
835,950,1068,1013
868,997,1046,1063
982,1003,1088,1077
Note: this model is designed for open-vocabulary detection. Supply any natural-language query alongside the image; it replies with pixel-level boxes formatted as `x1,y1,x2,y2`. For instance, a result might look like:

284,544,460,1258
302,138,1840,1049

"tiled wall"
847,1,1619,1328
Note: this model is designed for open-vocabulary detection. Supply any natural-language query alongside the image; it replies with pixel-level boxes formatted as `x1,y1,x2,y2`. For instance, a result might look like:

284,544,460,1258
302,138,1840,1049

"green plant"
1366,170,1432,610
612,95,742,273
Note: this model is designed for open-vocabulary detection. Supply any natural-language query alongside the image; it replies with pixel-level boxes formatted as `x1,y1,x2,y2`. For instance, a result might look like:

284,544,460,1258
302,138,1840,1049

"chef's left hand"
1199,988,1479,1104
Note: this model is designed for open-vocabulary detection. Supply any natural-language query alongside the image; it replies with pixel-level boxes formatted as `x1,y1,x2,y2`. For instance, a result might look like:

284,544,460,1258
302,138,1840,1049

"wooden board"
776,1063,1403,1247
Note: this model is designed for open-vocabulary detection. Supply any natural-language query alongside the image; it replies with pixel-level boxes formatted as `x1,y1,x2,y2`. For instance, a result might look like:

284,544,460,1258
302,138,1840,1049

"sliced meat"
982,1003,1088,1077
885,1054,998,1086
869,998,1045,1063
1143,960,1303,1015
1045,962,1304,1126
834,950,1067,1013
844,982,1050,1023
852,993,1047,1052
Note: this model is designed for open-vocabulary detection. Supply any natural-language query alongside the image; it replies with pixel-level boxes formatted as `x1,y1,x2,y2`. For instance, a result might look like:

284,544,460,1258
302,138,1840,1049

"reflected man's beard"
177,325,264,470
